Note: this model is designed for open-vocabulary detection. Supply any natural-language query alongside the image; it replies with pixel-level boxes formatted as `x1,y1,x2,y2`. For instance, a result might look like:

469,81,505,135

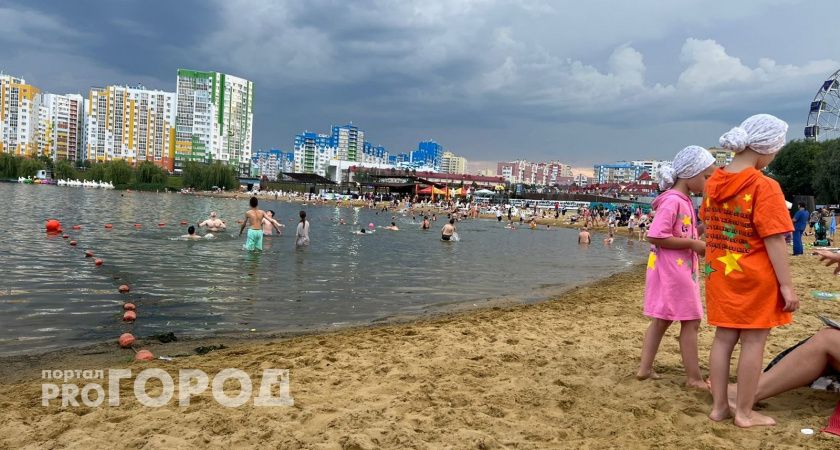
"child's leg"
678,320,706,389
734,328,775,428
637,318,672,380
709,327,740,421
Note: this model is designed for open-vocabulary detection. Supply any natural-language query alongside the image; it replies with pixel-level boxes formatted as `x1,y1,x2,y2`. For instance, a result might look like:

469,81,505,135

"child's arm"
765,233,799,312
647,236,705,255
815,250,840,275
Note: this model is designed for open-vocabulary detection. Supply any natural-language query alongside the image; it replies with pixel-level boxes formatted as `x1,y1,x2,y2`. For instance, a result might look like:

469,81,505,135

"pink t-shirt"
643,190,702,321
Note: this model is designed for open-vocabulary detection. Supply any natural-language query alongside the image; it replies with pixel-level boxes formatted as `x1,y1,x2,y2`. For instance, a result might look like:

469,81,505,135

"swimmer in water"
421,216,430,230
386,221,399,231
199,211,226,232
578,227,592,245
183,225,201,240
529,218,537,230
604,231,614,245
262,210,285,236
441,218,456,241
239,197,266,251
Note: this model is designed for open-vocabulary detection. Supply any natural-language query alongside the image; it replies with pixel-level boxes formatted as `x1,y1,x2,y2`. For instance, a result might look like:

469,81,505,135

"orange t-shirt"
700,167,793,329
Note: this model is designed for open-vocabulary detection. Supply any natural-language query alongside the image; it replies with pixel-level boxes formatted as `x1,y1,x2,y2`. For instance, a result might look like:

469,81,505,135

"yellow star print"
676,258,685,267
705,197,710,207
723,202,729,210
682,215,691,226
743,193,752,202
647,252,656,270
716,250,744,276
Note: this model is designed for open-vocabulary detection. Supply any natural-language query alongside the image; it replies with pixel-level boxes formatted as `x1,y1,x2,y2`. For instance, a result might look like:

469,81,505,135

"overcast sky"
2,0,837,173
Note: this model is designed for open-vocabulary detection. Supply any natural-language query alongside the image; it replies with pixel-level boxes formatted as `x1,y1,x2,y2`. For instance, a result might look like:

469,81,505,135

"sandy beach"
1,253,839,449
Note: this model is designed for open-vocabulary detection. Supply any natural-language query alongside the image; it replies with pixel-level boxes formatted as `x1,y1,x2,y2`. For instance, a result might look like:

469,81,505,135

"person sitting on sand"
636,145,715,390
183,225,201,240
386,221,399,231
441,218,456,241
199,211,226,232
578,227,591,244
239,197,266,251
262,210,285,236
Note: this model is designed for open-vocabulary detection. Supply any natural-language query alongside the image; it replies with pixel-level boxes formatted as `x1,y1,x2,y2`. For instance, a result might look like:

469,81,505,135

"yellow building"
86,85,176,170
0,74,40,156
441,151,467,174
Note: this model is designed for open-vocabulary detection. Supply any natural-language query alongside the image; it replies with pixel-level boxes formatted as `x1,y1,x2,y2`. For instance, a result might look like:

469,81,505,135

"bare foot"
734,410,776,428
636,370,662,381
709,408,732,422
686,379,710,391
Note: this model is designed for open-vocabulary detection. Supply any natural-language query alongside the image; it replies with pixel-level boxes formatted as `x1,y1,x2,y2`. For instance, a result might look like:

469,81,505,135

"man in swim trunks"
441,218,456,241
199,211,226,232
262,210,285,236
239,197,266,251
578,227,591,244
421,216,430,230
183,225,201,240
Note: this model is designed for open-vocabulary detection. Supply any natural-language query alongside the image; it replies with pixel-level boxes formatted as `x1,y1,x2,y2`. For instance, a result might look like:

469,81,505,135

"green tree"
106,159,133,186
86,162,107,182
18,158,45,177
813,138,840,204
0,153,21,178
54,159,78,180
136,161,167,185
767,140,823,197
37,154,54,171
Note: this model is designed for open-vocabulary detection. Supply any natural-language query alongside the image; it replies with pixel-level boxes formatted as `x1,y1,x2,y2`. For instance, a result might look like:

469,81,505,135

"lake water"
0,183,648,356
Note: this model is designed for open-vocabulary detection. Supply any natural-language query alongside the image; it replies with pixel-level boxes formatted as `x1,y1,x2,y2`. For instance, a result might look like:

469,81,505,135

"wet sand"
1,254,839,448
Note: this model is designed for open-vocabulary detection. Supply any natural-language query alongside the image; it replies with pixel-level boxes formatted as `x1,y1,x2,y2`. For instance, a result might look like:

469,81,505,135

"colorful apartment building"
37,93,84,161
0,74,40,156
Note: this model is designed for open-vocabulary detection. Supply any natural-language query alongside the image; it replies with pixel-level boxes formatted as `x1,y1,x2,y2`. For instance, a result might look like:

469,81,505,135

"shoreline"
2,255,839,448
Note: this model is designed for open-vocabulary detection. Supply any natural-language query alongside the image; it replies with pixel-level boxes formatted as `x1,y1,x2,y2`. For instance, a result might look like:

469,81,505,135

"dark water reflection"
0,183,647,355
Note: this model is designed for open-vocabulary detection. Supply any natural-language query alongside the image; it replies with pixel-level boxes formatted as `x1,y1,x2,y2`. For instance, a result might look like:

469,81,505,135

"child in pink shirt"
637,146,715,389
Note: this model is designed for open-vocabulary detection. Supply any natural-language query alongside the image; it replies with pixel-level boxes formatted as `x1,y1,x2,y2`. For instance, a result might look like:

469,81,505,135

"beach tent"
475,188,494,195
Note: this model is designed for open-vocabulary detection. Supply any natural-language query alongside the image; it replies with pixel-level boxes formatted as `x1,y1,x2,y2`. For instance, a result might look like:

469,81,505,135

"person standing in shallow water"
240,196,266,251
296,210,310,247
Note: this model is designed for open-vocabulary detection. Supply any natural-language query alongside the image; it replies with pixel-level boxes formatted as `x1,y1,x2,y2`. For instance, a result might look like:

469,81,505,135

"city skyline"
1,1,838,171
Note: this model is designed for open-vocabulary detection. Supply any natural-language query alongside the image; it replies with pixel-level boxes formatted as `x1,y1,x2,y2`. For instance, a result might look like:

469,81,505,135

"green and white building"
174,69,253,175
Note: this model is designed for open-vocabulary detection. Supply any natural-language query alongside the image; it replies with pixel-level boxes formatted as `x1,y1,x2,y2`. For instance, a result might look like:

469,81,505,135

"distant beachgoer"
262,210,285,236
529,217,537,230
386,221,399,231
296,210,310,247
421,216,430,230
603,232,614,245
183,225,201,240
628,216,637,237
239,197,266,251
578,227,591,244
637,145,715,391
792,202,809,255
199,211,226,232
441,218,456,241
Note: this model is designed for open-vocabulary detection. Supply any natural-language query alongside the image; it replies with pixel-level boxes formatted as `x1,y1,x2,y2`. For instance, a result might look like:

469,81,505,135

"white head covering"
658,145,715,190
719,114,788,155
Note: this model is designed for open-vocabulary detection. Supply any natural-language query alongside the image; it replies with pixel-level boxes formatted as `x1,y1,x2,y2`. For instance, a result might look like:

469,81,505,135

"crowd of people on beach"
633,113,840,432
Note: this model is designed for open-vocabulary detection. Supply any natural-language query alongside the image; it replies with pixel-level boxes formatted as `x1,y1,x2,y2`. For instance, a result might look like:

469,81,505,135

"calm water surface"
0,183,647,355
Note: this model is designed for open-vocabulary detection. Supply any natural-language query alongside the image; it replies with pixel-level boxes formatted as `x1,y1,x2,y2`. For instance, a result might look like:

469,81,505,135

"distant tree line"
0,154,240,191
768,138,840,203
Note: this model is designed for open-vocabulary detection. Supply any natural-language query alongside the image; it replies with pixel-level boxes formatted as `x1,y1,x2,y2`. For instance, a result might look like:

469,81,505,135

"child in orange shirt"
701,114,799,427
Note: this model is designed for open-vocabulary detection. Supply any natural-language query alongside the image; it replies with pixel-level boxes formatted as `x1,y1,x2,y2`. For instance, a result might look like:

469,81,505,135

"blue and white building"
293,131,335,176
593,162,643,184
252,149,295,180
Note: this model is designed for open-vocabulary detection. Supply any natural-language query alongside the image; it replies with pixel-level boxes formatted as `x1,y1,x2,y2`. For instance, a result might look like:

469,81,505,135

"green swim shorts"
244,228,264,251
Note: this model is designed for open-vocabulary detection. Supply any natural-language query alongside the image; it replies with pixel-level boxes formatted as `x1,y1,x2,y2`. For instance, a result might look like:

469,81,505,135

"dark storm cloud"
2,0,837,171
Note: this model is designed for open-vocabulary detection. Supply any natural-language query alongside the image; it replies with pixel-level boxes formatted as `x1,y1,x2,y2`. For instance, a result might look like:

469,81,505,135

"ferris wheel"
805,69,840,141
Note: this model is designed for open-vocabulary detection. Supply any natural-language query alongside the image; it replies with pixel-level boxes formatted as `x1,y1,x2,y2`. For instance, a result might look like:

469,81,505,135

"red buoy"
134,223,141,228
123,303,136,311
180,220,188,225
158,223,165,227
69,240,77,246
46,219,62,233
95,259,103,266
119,333,135,348
72,225,82,230
135,349,154,361
85,250,94,257
62,234,69,239
104,224,113,229
123,310,136,322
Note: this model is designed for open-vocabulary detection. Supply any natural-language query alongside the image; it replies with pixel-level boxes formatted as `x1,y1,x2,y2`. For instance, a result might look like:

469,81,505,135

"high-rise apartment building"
37,93,83,161
593,162,642,184
175,69,254,175
441,151,467,174
331,124,364,162
0,74,40,156
252,149,295,180
293,131,334,176
362,141,389,165
85,85,176,169
411,140,443,172
630,160,669,182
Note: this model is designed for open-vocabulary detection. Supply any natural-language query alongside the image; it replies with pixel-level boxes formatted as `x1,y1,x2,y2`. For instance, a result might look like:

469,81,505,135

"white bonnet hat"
658,145,715,190
719,114,788,155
